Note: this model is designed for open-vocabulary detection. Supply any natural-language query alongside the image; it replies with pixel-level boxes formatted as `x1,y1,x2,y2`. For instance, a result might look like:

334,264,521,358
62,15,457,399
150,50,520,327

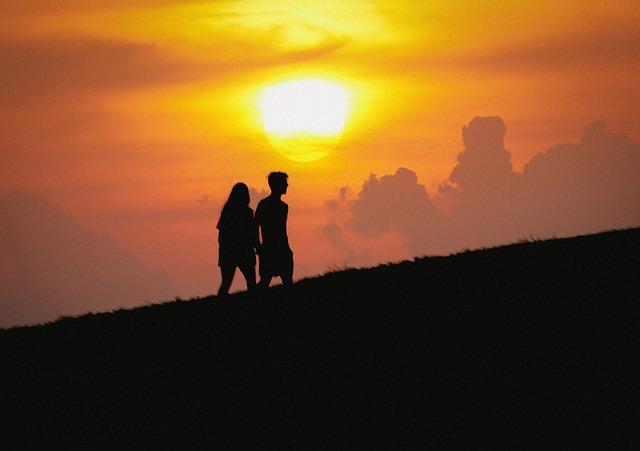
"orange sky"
2,0,640,327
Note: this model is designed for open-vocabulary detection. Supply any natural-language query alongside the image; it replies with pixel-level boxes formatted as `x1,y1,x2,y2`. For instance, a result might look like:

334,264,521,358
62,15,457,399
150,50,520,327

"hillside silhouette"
1,228,639,448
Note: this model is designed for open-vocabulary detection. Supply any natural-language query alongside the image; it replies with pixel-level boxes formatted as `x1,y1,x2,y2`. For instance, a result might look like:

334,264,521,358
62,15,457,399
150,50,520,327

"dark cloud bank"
0,191,171,328
324,117,640,265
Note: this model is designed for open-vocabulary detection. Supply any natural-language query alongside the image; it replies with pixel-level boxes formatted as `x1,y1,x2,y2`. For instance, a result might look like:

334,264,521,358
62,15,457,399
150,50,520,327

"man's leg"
281,253,294,286
218,266,235,295
281,273,293,286
258,275,272,288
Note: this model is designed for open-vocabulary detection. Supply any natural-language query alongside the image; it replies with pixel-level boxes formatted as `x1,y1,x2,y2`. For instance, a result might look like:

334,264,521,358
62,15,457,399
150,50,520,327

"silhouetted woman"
216,183,258,295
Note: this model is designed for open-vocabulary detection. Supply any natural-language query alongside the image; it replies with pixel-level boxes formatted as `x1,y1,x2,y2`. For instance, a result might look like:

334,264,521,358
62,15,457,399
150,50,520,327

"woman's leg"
218,265,236,295
239,264,257,291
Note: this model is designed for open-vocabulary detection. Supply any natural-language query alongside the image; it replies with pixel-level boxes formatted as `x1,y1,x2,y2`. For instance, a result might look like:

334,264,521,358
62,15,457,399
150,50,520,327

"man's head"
268,172,289,195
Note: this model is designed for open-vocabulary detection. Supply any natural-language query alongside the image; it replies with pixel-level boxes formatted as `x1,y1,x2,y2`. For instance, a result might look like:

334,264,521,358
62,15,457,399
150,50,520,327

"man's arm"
255,202,264,252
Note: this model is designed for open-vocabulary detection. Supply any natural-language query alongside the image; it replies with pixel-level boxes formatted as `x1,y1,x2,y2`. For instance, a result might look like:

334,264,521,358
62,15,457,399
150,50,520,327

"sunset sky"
2,0,640,327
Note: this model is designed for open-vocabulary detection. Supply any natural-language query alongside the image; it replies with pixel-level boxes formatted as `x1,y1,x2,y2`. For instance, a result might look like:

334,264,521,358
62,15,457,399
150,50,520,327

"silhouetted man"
256,172,293,287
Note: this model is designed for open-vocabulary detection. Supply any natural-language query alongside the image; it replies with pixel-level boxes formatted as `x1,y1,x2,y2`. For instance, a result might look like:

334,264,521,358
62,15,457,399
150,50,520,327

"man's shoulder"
256,196,272,208
258,195,287,207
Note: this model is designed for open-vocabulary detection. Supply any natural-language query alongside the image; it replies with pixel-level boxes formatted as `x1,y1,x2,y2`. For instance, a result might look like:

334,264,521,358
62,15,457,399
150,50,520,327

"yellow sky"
1,0,640,322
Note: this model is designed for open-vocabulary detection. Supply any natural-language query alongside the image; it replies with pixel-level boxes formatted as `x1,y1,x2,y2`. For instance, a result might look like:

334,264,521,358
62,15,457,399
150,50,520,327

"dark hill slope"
1,228,639,449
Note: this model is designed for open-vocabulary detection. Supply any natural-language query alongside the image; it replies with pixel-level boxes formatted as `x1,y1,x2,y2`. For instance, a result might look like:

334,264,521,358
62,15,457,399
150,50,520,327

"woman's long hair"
221,182,250,215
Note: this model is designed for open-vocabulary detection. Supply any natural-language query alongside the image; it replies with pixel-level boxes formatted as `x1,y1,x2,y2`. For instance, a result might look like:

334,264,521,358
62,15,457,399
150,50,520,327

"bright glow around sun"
258,79,350,161
259,79,349,135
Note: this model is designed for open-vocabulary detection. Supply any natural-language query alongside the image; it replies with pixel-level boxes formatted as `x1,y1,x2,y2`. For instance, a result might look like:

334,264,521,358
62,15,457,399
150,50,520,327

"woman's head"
226,182,250,208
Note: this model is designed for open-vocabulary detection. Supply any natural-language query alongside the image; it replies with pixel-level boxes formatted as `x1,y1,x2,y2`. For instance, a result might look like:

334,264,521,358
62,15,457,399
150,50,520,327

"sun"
258,79,350,162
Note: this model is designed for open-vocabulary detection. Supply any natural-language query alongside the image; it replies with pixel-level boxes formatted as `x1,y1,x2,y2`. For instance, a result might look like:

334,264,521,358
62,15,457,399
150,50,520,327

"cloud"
322,117,640,260
320,187,372,268
449,116,520,195
0,1,193,17
321,223,371,269
249,187,269,211
447,117,640,244
324,168,457,258
0,191,172,328
0,37,202,108
0,3,353,110
446,116,525,245
459,22,640,74
519,121,640,236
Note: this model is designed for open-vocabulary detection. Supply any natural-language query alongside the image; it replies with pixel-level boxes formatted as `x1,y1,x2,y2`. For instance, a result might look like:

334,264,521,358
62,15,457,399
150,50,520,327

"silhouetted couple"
216,172,293,295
